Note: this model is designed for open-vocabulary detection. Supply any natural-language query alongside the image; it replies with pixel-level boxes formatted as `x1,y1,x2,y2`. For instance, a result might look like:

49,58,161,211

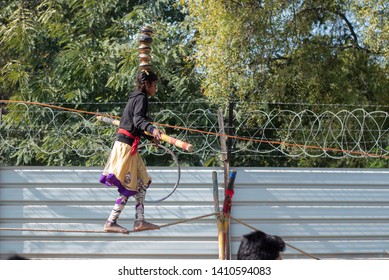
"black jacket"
118,90,155,140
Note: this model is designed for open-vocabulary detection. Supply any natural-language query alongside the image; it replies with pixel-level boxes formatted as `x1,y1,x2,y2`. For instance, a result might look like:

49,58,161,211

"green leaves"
2,60,30,88
185,0,388,107
0,4,38,54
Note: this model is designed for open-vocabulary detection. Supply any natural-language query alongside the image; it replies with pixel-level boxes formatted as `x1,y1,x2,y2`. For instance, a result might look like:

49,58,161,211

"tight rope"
230,216,321,260
0,212,321,260
0,213,218,234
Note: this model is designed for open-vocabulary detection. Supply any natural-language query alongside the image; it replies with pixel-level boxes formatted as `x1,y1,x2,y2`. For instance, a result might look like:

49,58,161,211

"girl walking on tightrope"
99,70,163,234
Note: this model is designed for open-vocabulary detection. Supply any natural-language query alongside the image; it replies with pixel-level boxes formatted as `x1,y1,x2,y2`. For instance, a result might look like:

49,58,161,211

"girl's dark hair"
136,70,158,91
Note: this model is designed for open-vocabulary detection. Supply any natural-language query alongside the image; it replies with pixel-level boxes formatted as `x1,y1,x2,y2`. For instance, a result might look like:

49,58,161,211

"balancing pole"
96,116,194,153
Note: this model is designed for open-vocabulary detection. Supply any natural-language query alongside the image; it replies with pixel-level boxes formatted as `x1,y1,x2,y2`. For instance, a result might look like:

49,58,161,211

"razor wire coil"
0,102,388,159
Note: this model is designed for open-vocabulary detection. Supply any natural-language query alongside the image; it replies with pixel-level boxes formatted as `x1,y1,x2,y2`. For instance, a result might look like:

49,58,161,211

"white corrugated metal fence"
1,167,388,259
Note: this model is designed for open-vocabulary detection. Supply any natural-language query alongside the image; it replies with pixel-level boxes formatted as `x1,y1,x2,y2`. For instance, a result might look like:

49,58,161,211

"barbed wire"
0,101,388,160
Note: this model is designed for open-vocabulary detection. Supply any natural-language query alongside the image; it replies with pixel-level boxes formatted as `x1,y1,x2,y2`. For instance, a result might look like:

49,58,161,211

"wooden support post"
217,108,229,187
221,170,237,260
212,171,225,259
227,96,234,165
217,107,237,259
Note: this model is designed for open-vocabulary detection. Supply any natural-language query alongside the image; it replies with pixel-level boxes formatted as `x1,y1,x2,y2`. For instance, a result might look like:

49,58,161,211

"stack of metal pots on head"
138,26,154,72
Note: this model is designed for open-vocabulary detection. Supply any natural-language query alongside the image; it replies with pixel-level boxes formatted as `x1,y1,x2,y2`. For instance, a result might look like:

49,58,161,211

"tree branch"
296,6,372,53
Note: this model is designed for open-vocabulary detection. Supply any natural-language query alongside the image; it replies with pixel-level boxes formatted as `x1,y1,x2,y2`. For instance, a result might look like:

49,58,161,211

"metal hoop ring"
139,142,181,203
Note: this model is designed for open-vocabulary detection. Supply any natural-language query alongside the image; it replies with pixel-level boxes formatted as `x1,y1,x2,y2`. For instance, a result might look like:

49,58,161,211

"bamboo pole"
96,116,194,152
212,171,225,259
221,170,237,260
217,109,229,187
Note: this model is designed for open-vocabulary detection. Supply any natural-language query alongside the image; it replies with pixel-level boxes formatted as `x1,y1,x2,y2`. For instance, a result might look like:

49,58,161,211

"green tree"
184,0,388,167
184,0,388,104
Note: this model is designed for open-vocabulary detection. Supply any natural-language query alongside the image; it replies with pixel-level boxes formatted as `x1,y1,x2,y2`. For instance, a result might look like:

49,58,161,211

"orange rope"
158,123,389,159
1,100,389,159
0,100,120,119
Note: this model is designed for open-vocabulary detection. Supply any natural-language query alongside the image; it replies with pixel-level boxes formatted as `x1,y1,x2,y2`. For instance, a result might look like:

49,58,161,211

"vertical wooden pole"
217,108,228,259
227,95,234,165
217,108,229,187
217,106,236,259
212,171,225,259
222,170,237,260
225,96,234,259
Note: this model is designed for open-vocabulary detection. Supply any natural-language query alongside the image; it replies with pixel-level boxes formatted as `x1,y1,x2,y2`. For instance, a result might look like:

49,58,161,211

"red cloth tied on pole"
222,189,235,214
222,171,237,215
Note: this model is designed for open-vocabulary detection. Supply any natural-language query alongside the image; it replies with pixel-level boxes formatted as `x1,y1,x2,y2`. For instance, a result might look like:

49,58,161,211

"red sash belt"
118,128,140,155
